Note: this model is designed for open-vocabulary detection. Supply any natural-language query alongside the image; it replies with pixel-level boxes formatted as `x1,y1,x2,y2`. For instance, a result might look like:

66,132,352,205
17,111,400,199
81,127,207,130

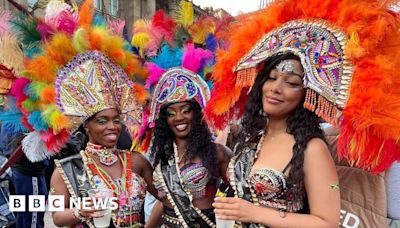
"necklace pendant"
99,152,118,166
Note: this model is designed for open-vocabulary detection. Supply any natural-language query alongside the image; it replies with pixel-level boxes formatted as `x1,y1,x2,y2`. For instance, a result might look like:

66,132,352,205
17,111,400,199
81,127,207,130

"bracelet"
278,210,286,218
72,208,87,223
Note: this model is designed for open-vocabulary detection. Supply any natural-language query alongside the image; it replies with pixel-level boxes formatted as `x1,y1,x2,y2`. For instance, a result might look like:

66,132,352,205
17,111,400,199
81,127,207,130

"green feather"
173,26,190,48
10,13,41,49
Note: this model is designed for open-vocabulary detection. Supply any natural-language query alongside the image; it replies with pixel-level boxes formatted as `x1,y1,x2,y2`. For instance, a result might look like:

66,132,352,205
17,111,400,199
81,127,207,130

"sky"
192,0,261,16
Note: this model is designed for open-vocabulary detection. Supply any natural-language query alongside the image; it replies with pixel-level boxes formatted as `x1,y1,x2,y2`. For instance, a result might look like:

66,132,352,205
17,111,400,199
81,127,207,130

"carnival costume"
131,2,231,227
204,0,400,227
4,0,150,227
0,10,26,142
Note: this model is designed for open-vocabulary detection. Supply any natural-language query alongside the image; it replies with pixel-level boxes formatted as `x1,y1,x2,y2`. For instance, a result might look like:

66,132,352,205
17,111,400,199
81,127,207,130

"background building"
1,0,210,38
259,0,274,8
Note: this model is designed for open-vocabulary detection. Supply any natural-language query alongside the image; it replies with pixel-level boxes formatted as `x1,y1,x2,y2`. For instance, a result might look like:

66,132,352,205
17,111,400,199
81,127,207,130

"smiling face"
261,59,305,118
166,102,194,140
85,108,122,148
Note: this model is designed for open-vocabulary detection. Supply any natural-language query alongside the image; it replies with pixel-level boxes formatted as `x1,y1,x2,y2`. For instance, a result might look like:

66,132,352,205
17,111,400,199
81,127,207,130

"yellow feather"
131,33,150,56
174,1,194,27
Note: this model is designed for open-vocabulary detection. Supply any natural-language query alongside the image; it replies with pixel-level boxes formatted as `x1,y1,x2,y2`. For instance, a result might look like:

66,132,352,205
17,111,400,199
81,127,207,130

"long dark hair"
151,100,218,177
238,53,325,186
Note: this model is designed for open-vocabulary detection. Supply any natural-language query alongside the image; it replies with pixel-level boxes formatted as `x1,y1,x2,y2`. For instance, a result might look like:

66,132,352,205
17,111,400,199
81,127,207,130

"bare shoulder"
50,166,63,183
304,138,336,171
215,143,233,162
305,138,330,157
130,150,152,173
131,150,148,161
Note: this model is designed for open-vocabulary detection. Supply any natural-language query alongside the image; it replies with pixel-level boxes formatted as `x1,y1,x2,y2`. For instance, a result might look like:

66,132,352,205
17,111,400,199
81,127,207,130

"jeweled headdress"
205,0,400,172
148,66,210,124
7,0,147,162
0,11,28,156
131,1,231,151
0,11,23,107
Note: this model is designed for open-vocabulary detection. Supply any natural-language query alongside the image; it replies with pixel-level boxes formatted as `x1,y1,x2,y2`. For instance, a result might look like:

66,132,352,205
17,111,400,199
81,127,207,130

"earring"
259,109,268,117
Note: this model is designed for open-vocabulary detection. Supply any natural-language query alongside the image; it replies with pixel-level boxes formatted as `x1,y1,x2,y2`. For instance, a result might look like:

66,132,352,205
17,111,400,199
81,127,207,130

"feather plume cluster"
205,0,400,172
131,0,233,152
3,0,148,161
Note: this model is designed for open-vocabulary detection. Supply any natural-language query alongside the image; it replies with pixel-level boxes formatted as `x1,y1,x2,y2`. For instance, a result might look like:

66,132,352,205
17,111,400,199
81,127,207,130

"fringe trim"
304,89,338,126
54,159,95,228
236,68,257,87
154,163,189,228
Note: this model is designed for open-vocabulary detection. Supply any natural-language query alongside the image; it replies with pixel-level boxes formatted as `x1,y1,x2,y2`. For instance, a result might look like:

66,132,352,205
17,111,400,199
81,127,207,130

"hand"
213,197,259,223
75,201,105,219
78,207,105,218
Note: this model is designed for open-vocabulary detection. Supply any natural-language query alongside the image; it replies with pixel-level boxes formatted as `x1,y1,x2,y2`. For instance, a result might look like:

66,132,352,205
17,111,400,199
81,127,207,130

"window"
110,0,119,16
27,0,38,9
94,0,102,10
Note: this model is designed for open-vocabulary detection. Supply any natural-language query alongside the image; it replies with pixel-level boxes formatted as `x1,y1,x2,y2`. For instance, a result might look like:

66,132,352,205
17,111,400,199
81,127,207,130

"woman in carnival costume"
6,0,156,227
131,2,232,227
205,0,400,227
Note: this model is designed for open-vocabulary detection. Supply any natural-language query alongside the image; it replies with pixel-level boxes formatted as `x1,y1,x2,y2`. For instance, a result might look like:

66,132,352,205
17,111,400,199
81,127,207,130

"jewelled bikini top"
92,172,147,227
248,164,306,212
154,162,213,199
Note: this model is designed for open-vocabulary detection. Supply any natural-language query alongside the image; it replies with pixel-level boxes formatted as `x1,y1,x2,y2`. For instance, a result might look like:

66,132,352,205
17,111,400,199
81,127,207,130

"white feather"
22,132,52,162
45,0,73,24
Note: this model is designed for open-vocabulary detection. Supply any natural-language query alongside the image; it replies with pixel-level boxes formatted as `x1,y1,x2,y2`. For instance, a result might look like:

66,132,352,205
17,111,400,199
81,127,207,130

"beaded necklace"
86,142,118,166
84,150,133,207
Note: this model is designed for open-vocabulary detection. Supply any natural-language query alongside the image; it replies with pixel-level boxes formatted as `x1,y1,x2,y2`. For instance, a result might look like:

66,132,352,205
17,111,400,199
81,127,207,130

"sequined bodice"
92,173,146,211
180,162,210,191
91,170,146,227
154,162,214,199
248,167,305,212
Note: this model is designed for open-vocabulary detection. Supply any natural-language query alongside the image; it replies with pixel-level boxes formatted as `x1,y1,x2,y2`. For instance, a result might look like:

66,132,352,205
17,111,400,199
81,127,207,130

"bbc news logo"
9,195,118,212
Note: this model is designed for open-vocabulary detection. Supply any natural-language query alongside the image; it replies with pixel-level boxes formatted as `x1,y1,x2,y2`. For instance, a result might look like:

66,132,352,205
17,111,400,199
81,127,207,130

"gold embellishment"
233,19,353,125
49,187,55,195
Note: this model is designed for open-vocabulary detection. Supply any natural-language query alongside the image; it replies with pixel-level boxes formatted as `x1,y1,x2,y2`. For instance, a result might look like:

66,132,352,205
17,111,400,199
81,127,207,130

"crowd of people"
0,0,400,227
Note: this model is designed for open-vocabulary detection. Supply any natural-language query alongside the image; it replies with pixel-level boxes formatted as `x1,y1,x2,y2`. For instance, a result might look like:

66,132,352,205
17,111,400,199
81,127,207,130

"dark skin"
51,108,157,227
145,102,232,228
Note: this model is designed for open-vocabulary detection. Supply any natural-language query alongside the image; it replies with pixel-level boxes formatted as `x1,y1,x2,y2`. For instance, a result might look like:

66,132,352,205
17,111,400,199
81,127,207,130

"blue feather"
24,46,42,59
92,13,107,27
0,97,28,155
28,111,48,131
205,34,217,53
151,45,183,69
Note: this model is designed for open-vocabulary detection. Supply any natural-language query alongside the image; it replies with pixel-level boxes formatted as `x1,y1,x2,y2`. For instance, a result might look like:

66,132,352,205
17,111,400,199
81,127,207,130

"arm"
214,138,340,228
51,168,102,226
132,151,159,200
145,200,163,228
215,143,233,182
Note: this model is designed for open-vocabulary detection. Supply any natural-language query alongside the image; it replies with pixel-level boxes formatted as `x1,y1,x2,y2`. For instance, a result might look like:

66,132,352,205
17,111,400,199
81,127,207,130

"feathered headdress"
205,0,400,173
8,0,148,162
131,1,231,152
0,10,27,155
0,10,24,107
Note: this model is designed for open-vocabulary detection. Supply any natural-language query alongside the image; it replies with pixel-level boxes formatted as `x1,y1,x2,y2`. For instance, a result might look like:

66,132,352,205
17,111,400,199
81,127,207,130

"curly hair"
151,100,218,177
238,53,326,186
